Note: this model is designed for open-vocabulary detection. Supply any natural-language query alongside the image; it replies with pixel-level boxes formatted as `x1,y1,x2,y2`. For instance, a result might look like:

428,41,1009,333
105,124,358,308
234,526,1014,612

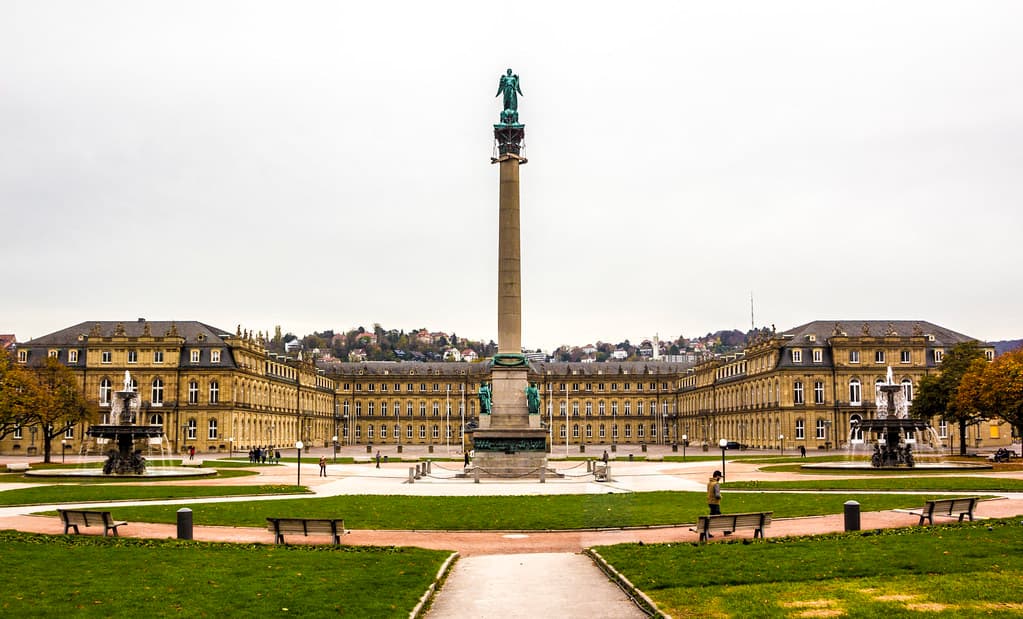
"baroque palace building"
4,319,1010,456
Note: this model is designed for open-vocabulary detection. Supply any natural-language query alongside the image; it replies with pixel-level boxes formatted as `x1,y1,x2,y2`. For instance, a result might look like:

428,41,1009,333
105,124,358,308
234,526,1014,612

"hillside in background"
991,339,1023,356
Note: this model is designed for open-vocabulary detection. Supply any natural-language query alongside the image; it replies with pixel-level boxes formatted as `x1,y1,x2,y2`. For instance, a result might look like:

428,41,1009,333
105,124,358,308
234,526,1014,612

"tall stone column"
497,152,523,355
467,71,551,478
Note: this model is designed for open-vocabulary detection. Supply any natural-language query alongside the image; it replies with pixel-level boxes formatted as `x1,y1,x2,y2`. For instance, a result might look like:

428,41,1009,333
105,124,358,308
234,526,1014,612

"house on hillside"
443,348,462,362
0,334,15,351
461,349,479,362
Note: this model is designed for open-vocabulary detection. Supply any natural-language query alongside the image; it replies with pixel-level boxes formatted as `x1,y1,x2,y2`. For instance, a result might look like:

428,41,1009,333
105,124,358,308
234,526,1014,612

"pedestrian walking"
799,445,806,458
274,449,281,464
602,450,609,464
319,455,327,477
188,446,195,461
707,470,723,516
464,451,470,467
375,450,381,468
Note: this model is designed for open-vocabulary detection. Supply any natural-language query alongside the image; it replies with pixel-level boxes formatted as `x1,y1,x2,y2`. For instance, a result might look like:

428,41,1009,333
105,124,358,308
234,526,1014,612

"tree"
957,347,1023,444
913,341,988,455
0,351,39,440
28,357,93,463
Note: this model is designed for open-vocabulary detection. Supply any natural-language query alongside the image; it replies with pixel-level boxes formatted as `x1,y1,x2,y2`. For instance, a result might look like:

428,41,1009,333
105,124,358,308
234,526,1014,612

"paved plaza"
2,446,1022,617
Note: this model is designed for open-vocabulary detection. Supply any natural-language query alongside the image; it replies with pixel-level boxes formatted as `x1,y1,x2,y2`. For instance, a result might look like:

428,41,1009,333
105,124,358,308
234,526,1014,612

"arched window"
585,402,593,416
850,414,863,442
611,401,618,415
901,379,914,402
99,379,112,405
849,379,862,405
598,401,605,415
637,423,645,438
208,418,218,439
150,413,163,426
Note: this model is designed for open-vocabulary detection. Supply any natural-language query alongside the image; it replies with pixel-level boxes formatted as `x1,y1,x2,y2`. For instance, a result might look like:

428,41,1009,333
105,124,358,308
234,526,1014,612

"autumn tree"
957,346,1023,444
0,351,38,440
913,341,988,455
27,357,93,463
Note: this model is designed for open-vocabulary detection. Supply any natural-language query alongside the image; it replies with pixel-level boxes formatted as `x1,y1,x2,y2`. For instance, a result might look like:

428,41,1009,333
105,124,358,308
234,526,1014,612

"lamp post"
181,424,188,454
229,437,234,459
333,406,341,462
61,439,66,464
332,435,338,464
823,420,832,450
295,440,304,487
779,434,784,455
718,438,728,481
681,434,688,461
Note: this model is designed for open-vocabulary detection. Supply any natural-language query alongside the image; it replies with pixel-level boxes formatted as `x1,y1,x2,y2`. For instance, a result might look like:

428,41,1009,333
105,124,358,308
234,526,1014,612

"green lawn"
728,477,1023,492
0,483,303,506
0,530,449,618
98,491,949,530
595,519,1023,618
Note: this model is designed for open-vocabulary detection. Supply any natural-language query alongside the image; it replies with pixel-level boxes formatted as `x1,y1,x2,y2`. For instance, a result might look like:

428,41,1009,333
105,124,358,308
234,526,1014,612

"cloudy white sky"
3,1,1021,351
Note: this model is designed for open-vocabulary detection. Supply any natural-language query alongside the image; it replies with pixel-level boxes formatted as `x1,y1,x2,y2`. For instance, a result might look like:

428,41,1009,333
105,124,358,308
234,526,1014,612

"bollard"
641,444,647,452
397,445,403,454
540,467,546,483
586,459,592,473
408,467,415,483
366,445,372,453
428,445,434,453
177,508,193,540
629,453,634,462
844,500,860,531
579,444,585,453
611,444,617,452
474,466,480,483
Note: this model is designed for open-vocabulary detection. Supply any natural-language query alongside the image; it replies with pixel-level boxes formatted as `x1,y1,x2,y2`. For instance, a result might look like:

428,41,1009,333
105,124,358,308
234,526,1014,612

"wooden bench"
58,509,128,537
594,462,610,482
692,512,772,544
908,497,980,526
266,518,346,545
180,459,203,467
6,462,30,472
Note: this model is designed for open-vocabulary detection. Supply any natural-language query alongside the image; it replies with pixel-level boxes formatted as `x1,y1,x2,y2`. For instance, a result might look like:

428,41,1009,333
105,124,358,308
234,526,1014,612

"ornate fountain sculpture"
855,366,929,468
86,370,165,475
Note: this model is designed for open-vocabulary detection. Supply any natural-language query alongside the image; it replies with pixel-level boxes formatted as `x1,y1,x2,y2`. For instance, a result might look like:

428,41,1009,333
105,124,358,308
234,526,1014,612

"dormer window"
190,349,200,363
812,349,822,363
791,349,802,363
211,350,221,364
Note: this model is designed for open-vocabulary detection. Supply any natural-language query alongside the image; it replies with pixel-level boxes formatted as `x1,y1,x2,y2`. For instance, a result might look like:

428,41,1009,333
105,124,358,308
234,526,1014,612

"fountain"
86,371,166,474
854,366,930,468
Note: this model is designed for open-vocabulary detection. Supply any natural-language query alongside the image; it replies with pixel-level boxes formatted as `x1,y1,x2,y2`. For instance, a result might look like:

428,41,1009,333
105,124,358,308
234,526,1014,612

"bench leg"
65,524,79,535
754,528,763,539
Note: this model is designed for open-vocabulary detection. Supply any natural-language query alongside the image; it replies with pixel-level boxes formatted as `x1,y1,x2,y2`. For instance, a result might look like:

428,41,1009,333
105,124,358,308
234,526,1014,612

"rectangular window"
875,350,885,364
17,350,27,363
900,350,910,364
68,350,79,363
849,351,859,364
211,350,221,363
102,351,112,364
791,349,802,363
154,350,164,364
814,381,825,405
938,419,948,439
64,426,74,439
795,419,805,440
368,402,375,417
48,349,58,358
793,382,804,405
816,419,826,440
812,349,822,363
368,383,375,392
934,350,944,363
190,350,200,363
127,351,138,363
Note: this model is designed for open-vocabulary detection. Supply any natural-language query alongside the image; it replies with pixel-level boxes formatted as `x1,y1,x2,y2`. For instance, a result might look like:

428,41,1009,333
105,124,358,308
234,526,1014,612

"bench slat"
58,509,127,537
694,512,772,543
266,518,345,545
917,497,979,525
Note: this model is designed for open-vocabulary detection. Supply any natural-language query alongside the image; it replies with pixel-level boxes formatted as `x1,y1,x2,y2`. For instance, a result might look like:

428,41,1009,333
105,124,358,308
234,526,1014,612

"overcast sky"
3,1,1021,351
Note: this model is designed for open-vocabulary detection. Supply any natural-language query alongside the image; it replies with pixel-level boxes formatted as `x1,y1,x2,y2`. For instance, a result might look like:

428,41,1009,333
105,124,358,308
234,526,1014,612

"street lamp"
229,437,234,459
681,434,688,462
295,440,304,487
332,435,338,464
779,434,784,455
718,438,728,481
61,439,66,464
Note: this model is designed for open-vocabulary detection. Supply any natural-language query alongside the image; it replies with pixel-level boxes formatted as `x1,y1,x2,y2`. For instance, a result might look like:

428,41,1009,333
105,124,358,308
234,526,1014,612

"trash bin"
844,500,860,531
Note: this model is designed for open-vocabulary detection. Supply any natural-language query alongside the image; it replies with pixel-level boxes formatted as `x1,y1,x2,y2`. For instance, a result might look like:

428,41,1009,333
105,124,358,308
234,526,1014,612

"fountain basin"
25,467,217,478
801,461,992,471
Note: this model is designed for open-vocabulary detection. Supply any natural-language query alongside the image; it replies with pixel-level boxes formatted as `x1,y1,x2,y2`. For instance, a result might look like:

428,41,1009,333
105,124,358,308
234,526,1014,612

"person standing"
707,470,723,515
375,450,381,469
799,445,806,458
318,455,327,477
188,446,195,461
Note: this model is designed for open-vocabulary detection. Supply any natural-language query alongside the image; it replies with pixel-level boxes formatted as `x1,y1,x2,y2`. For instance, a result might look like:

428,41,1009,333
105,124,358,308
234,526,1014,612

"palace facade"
3,319,1011,457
